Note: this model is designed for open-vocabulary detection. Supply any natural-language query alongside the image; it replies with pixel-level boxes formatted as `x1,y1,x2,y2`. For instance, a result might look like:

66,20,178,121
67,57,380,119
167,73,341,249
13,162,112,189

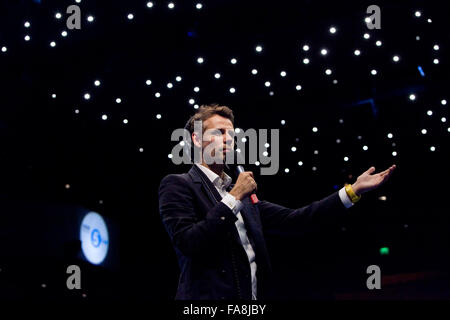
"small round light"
123,119,128,124
127,13,134,20
430,146,435,152
321,49,328,56
263,151,268,157
167,82,173,89
168,2,175,9
84,93,91,100
376,40,382,46
409,94,416,101
339,119,344,124
291,147,297,152
329,27,336,34
175,76,182,82
365,17,371,23
312,167,317,171
156,114,162,119
251,69,258,75
303,45,309,51
314,150,319,155
193,86,200,92
312,127,318,132
433,59,439,64
433,44,439,51
25,35,31,41
363,145,368,151
51,94,56,99
333,79,338,84
416,36,420,41
196,3,203,9
255,45,263,52
189,99,195,105
428,19,432,23
197,57,204,64
393,55,400,62
146,79,152,85
442,117,447,123
354,49,361,56
281,120,286,125
241,137,247,143
303,58,310,64
441,99,447,105
325,69,332,75
75,109,79,114
87,16,94,22
336,139,341,143
179,141,185,147
168,154,173,159
421,129,427,134
50,41,56,47
392,151,397,156
344,156,349,162
55,13,62,19
298,161,303,166
102,114,108,120
139,147,144,152
280,71,287,77
24,21,31,28
214,73,221,79
116,98,122,104
230,58,237,64
229,87,236,93
194,104,199,109
264,81,271,87
255,161,260,166
236,128,241,134
363,33,370,39
285,168,290,173
155,92,161,98
415,11,421,17
296,85,302,91
427,110,433,116
61,31,67,37
147,2,154,8
371,69,377,75
387,133,393,139
264,142,269,148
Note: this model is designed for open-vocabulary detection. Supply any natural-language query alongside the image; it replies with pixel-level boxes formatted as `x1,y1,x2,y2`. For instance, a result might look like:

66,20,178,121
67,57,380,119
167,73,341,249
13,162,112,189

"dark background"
0,0,449,301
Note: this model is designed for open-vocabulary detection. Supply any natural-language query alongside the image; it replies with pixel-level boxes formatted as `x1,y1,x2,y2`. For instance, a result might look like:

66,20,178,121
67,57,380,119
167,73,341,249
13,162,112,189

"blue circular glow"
80,212,109,265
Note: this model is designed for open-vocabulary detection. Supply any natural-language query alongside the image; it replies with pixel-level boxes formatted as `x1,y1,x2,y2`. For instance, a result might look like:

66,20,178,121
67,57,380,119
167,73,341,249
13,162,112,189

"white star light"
24,21,31,28
321,49,328,55
303,58,310,64
147,2,154,8
251,69,258,75
127,14,134,20
25,35,31,41
280,71,287,77
50,41,56,47
94,80,101,86
214,73,221,78
87,16,94,22
393,55,400,62
264,81,271,87
55,13,62,19
363,33,370,39
61,31,68,37
196,3,203,9
296,85,302,91
146,79,152,85
371,69,377,75
229,87,236,93
329,26,337,34
230,58,237,64
156,114,162,119
303,45,309,51
354,49,361,56
255,45,263,52
168,2,175,9
176,76,182,82
197,57,204,64
409,94,416,101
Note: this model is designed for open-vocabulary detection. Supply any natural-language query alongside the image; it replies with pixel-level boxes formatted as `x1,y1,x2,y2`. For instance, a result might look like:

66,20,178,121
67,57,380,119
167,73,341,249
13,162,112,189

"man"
158,104,396,300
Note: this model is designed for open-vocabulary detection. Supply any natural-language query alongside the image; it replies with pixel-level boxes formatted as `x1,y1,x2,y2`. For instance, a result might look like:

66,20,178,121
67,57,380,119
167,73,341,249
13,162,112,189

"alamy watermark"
366,5,381,30
170,120,280,175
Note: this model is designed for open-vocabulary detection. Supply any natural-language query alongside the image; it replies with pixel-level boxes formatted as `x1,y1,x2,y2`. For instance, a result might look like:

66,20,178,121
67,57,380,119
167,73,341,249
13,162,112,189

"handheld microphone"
226,151,259,204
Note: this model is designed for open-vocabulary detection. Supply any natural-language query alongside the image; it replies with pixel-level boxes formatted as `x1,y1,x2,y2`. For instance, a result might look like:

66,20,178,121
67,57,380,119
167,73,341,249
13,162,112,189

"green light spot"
380,247,389,255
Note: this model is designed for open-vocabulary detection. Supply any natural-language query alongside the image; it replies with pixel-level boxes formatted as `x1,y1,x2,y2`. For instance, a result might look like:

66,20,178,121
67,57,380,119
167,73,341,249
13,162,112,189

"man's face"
192,114,235,164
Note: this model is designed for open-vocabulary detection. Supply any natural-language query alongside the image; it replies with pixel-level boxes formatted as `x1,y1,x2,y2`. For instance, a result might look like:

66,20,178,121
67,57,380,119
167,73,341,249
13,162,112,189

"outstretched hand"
352,165,396,196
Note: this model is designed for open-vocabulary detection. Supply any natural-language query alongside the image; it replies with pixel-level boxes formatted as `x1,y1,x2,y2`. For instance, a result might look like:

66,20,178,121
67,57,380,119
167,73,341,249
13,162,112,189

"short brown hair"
185,104,234,134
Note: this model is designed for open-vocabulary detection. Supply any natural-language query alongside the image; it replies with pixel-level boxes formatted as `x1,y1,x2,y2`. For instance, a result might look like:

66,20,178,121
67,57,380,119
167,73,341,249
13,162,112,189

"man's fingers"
365,166,376,175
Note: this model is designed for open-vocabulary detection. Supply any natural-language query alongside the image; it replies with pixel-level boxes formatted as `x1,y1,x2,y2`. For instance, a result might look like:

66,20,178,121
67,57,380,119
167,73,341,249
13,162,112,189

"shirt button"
220,216,225,220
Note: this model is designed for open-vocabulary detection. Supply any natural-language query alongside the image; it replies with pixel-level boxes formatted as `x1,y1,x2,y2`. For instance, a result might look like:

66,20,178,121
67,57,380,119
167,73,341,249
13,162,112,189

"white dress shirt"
195,163,354,300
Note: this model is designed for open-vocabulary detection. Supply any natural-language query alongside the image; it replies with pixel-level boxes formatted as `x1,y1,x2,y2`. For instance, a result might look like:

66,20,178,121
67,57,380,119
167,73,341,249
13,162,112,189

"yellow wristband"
345,184,361,203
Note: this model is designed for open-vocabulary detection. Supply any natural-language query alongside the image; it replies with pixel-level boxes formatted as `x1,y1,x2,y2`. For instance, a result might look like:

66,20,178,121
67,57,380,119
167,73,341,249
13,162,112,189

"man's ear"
192,132,202,148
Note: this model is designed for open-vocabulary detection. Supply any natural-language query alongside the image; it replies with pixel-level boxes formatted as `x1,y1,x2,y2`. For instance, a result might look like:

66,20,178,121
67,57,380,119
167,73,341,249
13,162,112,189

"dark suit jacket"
158,165,348,300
